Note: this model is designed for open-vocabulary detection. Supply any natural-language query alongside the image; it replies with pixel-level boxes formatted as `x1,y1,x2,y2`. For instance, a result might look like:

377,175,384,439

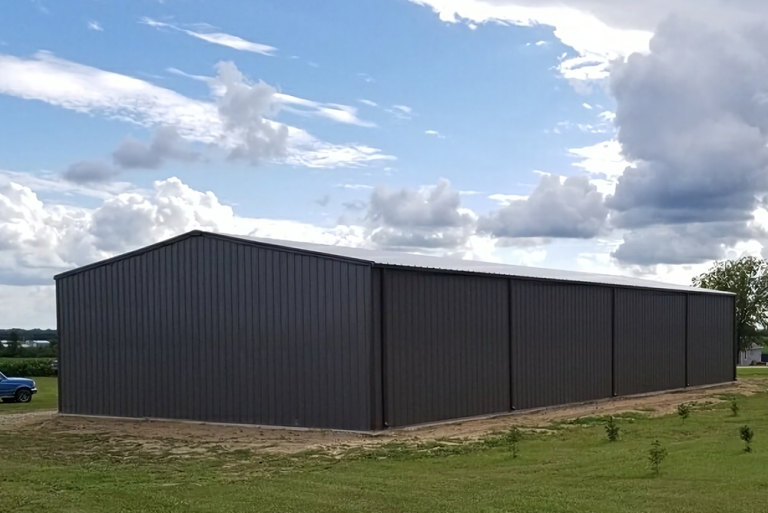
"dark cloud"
611,222,760,265
478,175,607,240
369,179,472,229
315,195,330,207
63,160,118,184
366,179,475,249
342,200,367,212
369,229,471,250
606,12,768,264
66,127,200,183
112,126,200,170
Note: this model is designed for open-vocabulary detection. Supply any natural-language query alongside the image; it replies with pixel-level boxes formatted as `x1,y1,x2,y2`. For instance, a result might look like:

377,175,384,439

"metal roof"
227,232,728,295
54,230,728,295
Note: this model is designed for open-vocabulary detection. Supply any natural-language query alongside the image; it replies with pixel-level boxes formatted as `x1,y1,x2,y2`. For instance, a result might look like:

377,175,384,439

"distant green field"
0,376,57,414
738,367,768,378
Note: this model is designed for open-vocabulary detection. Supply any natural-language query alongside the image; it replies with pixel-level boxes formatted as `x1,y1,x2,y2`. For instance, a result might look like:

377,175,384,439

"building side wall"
57,235,374,431
56,231,736,430
510,280,613,410
688,294,736,386
382,269,510,427
614,289,687,396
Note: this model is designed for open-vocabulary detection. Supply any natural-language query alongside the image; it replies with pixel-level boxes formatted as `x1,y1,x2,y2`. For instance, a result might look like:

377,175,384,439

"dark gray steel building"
55,230,736,431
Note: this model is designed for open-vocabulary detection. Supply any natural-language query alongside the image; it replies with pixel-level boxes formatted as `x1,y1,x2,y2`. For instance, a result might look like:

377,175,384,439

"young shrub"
507,427,521,459
730,398,740,417
605,416,620,442
648,440,668,476
677,403,691,424
740,425,754,453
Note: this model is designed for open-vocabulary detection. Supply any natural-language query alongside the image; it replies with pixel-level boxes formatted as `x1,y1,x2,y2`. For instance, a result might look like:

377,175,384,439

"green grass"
2,381,768,512
0,376,58,414
737,367,768,378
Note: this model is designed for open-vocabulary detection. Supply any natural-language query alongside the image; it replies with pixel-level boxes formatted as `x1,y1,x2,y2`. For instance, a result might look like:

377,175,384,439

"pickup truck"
0,371,37,403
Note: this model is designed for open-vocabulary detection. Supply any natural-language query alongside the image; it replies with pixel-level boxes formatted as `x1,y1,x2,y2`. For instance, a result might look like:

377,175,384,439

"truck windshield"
0,371,5,380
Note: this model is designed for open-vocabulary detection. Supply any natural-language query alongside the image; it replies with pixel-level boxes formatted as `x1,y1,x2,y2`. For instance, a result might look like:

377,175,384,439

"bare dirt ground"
3,380,765,456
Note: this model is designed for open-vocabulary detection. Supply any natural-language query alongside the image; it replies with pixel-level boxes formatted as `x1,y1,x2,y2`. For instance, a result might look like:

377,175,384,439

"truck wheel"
15,388,32,403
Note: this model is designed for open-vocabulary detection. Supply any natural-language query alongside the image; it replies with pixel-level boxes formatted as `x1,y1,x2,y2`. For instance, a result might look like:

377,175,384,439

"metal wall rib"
687,294,735,387
382,269,510,427
57,235,374,431
510,280,612,410
614,289,687,396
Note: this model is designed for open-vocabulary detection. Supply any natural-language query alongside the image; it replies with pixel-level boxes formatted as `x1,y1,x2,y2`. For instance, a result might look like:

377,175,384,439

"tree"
693,256,768,352
5,330,20,357
648,440,668,476
740,425,754,453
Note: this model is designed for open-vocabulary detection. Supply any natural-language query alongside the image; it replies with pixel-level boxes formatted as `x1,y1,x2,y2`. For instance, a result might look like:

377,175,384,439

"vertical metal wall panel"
510,280,612,410
383,269,510,427
55,234,374,431
55,276,63,412
614,289,687,396
57,276,71,413
687,294,735,386
370,268,384,429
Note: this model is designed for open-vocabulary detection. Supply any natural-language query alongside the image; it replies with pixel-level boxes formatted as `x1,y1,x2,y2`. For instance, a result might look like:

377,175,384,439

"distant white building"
0,339,50,348
739,344,763,366
22,340,50,348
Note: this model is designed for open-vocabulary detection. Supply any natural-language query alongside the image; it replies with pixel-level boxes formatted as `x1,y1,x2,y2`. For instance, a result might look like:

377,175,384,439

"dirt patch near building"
2,380,764,456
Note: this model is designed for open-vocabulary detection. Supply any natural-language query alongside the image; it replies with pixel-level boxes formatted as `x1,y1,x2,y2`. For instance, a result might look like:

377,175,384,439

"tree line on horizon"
0,329,58,358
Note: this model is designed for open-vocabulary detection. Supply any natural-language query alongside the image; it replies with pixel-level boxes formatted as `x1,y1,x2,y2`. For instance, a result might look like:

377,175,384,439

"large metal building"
54,230,736,431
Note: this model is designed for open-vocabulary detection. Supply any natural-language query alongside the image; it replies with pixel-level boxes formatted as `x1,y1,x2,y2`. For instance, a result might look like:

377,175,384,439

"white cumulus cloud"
0,52,391,168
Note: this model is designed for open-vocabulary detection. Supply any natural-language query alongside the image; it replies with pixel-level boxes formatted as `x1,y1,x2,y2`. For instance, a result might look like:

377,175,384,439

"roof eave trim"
53,231,206,281
371,262,735,296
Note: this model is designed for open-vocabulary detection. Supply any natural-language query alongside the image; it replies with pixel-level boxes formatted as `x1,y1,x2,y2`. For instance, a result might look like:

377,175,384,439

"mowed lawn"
0,376,57,414
2,375,768,512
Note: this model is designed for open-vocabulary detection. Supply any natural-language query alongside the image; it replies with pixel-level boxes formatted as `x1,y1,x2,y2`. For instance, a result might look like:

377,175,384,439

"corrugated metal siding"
371,268,384,430
57,231,737,431
383,270,510,427
510,281,612,410
57,234,374,430
687,294,735,386
614,289,687,396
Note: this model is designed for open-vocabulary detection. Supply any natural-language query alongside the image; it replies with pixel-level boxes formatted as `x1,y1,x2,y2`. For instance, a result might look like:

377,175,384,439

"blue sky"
0,0,612,218
3,0,766,327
